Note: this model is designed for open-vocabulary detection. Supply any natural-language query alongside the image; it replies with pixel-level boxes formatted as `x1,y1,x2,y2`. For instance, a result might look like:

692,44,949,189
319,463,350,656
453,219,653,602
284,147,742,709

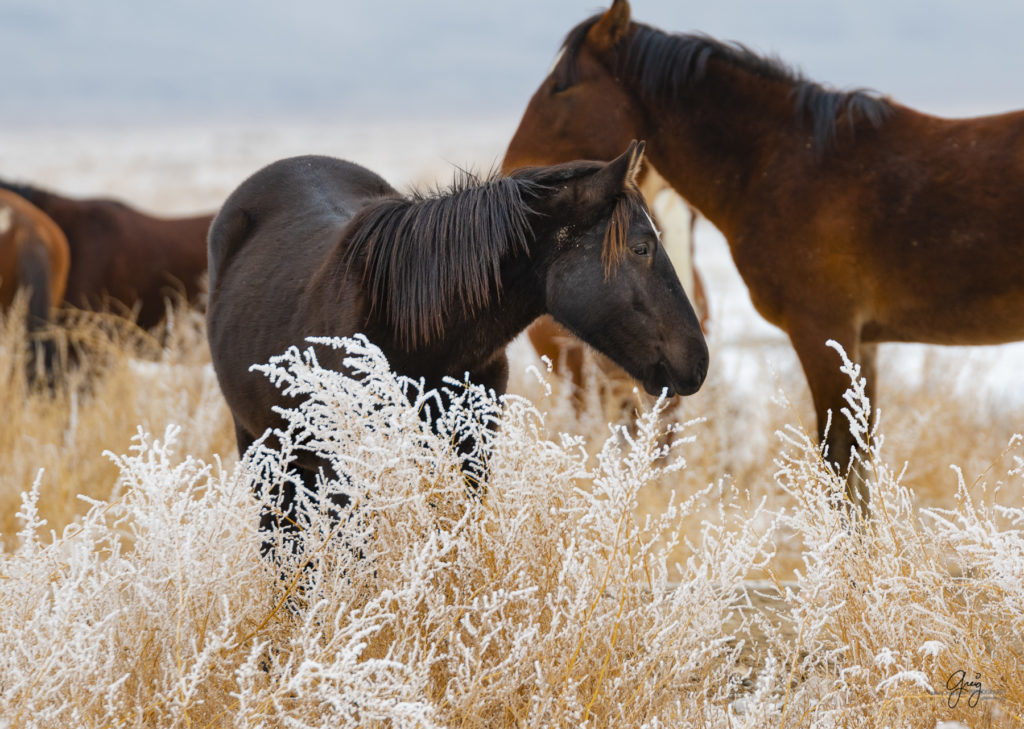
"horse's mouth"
642,362,675,398
643,360,703,398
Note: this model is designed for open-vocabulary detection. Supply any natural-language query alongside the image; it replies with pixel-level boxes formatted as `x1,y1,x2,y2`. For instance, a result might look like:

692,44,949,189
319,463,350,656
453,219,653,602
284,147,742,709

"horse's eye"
550,77,572,95
631,242,650,257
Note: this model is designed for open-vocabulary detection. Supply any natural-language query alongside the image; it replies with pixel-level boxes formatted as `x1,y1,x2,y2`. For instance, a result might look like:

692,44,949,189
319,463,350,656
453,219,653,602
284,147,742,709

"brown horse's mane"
562,16,894,156
0,178,131,211
342,165,644,349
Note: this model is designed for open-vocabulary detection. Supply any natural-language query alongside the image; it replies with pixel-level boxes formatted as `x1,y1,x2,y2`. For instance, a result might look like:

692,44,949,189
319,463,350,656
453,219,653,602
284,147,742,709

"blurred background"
2,0,1023,128
2,0,1024,412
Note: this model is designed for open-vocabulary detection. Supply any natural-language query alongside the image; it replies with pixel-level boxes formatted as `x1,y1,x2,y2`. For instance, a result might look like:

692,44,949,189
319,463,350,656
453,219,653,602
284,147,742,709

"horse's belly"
0,232,16,307
868,293,1024,346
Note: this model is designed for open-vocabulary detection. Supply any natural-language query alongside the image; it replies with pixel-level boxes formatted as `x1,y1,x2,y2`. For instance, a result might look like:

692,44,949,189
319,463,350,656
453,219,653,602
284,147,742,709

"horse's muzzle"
643,351,708,398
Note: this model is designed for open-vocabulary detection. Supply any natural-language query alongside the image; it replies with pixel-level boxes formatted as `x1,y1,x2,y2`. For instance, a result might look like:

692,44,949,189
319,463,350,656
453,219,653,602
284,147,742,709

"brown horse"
0,189,70,378
503,0,1024,514
207,145,708,550
0,180,213,329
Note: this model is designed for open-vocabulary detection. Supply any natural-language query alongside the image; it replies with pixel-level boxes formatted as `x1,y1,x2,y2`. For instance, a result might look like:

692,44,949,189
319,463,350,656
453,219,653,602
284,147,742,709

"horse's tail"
206,205,253,294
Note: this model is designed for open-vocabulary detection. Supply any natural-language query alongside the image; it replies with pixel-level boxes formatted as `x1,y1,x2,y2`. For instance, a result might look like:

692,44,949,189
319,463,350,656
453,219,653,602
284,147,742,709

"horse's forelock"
601,184,646,278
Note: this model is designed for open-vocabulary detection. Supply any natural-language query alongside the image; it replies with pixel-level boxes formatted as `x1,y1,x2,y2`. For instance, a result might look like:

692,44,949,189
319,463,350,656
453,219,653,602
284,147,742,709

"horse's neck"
372,244,545,370
468,255,546,348
643,61,803,237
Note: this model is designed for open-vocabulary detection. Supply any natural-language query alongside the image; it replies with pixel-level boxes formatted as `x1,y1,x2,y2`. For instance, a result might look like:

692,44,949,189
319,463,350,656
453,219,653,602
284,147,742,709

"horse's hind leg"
17,236,62,386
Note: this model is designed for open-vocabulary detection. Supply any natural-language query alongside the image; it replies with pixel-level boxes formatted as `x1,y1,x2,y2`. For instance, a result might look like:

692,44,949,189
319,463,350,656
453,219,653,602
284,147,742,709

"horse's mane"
342,164,644,350
0,178,132,210
0,179,51,207
342,169,541,350
563,16,894,156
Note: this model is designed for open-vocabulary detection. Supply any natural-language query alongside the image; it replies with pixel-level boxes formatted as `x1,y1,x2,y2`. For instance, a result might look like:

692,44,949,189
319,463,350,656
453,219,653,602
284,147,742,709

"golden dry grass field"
1,122,1022,727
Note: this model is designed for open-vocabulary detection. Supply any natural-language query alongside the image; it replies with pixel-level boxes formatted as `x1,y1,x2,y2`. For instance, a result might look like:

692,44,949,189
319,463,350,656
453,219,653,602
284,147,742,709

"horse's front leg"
788,323,876,517
439,352,510,496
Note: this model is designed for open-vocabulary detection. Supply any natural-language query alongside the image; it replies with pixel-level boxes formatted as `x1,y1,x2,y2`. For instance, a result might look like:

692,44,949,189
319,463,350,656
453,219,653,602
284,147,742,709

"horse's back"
207,155,396,445
208,155,394,289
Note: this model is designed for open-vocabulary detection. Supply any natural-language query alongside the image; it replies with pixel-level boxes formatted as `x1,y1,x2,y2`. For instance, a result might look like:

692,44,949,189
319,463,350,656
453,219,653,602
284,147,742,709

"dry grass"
1,303,1023,727
0,298,235,551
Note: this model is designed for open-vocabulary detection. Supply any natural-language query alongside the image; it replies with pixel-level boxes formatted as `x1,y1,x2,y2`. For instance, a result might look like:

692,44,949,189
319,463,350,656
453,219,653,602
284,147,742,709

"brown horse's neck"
638,59,810,239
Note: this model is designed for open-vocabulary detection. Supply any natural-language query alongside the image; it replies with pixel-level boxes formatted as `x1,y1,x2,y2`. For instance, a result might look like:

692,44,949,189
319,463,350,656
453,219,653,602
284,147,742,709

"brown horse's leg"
16,234,59,385
440,352,512,496
788,325,871,517
527,315,586,409
238,417,352,563
851,342,879,509
692,266,711,335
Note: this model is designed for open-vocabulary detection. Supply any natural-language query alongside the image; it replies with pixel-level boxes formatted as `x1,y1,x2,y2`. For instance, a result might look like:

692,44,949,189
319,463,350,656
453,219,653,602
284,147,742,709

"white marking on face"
547,48,566,77
0,207,11,235
643,210,661,242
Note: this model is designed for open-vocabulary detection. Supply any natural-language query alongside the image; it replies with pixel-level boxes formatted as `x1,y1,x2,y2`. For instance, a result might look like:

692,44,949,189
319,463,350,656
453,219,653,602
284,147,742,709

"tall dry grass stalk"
0,299,235,550
2,330,1022,727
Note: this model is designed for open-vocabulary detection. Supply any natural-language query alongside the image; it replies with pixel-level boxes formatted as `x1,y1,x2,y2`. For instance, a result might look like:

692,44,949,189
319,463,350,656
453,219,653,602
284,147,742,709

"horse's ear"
589,140,645,203
624,139,645,188
610,140,645,187
586,0,632,52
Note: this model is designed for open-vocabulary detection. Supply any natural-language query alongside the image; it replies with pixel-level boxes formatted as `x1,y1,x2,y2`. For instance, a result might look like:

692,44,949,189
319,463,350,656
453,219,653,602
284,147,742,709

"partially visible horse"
503,0,1024,514
0,189,70,379
207,144,709,547
0,180,213,329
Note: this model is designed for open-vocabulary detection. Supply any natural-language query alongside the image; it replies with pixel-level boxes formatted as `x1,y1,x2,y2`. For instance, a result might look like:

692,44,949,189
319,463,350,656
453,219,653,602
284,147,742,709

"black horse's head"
516,141,708,397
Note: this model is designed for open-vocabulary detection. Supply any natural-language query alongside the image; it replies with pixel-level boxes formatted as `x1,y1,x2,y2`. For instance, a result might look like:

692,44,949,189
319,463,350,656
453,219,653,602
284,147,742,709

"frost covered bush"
754,344,1024,728
1,334,1022,727
0,335,772,727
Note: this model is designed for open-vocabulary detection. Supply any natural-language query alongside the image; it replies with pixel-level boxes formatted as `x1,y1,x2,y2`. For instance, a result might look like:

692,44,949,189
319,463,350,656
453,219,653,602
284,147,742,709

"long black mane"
342,169,543,350
342,164,646,350
563,16,894,155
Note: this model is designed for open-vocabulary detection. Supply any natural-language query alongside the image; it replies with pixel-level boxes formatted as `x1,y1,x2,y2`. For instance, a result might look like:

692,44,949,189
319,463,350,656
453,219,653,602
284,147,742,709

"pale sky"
1,1,1022,125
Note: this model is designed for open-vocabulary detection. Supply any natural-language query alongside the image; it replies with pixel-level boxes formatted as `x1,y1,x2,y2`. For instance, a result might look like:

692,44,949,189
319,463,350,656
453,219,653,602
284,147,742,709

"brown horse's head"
519,141,708,397
503,0,641,173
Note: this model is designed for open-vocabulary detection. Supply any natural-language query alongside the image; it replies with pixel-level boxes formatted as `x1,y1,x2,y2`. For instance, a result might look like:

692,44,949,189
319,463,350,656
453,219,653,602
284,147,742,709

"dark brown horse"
526,164,710,412
0,189,70,378
0,180,213,329
503,0,1024,513
207,145,708,546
